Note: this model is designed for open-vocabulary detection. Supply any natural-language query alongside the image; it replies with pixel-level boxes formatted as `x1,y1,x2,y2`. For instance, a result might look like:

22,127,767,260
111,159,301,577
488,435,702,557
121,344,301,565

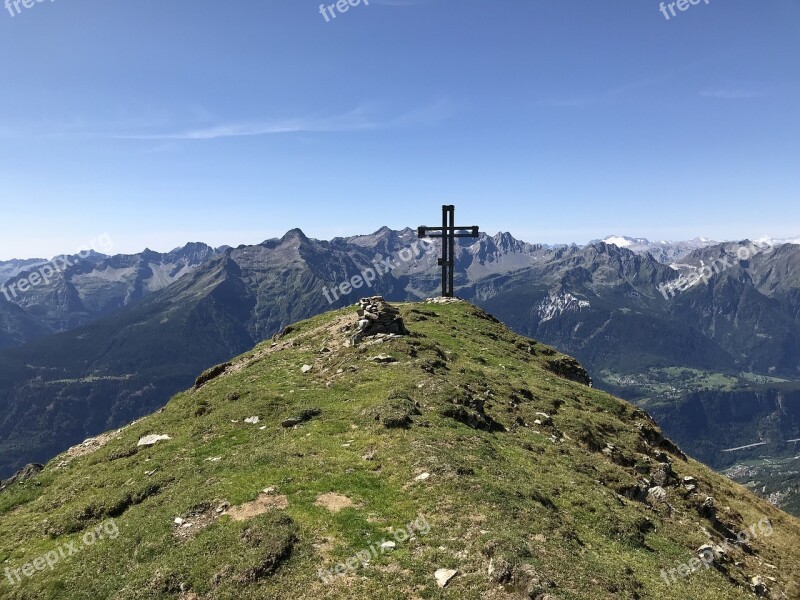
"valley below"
595,368,800,515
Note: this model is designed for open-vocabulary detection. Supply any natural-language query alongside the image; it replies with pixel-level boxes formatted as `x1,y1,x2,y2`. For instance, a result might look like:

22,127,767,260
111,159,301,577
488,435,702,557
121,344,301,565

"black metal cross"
418,205,480,298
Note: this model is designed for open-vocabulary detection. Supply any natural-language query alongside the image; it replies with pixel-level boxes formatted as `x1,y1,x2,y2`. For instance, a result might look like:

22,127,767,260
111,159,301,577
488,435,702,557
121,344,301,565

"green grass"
1,301,799,599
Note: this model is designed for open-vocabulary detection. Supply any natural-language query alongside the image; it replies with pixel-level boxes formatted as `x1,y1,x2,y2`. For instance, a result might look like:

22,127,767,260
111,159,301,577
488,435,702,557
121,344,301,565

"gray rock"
750,575,768,596
137,434,171,447
647,486,667,503
434,568,458,588
369,354,397,363
650,463,674,487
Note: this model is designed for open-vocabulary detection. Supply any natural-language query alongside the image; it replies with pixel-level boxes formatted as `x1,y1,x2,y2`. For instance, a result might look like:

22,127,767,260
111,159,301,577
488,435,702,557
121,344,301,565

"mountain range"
0,243,221,347
1,229,799,514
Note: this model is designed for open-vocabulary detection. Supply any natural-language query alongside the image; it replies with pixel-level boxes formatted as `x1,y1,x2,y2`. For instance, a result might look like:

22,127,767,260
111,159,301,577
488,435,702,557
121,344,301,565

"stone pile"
352,296,409,344
425,297,464,304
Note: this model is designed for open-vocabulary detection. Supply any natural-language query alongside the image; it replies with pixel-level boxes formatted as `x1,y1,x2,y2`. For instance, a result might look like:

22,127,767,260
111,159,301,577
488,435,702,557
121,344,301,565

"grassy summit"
0,299,798,599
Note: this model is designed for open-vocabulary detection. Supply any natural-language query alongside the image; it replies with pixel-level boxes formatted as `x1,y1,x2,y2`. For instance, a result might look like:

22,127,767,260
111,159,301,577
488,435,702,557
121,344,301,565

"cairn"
352,296,409,345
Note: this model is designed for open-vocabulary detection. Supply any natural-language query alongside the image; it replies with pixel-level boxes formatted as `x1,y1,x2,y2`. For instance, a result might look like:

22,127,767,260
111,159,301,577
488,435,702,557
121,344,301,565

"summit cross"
417,205,480,298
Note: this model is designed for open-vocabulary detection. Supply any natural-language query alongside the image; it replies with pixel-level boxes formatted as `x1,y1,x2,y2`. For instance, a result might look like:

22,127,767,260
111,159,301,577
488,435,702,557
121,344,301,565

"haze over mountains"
0,243,222,347
1,229,799,515
0,231,787,348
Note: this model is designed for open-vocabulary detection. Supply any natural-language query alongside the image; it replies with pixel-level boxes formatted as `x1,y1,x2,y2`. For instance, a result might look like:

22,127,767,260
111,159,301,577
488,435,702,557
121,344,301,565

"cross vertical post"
448,205,455,297
442,205,450,296
417,205,480,298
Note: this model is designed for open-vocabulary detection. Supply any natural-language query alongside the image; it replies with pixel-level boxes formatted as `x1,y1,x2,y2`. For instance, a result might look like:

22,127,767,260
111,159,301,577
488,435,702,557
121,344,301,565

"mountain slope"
0,255,259,476
0,234,415,476
0,297,52,349
0,243,219,342
471,242,735,374
468,242,800,456
0,300,798,600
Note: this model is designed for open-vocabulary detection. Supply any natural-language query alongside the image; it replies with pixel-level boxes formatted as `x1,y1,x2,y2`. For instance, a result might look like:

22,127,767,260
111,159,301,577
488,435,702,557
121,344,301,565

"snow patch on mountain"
754,236,800,247
602,236,637,248
536,292,591,323
596,236,720,264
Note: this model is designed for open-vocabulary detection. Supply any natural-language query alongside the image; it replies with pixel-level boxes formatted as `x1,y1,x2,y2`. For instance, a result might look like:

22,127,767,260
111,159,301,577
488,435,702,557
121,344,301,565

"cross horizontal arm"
418,226,480,237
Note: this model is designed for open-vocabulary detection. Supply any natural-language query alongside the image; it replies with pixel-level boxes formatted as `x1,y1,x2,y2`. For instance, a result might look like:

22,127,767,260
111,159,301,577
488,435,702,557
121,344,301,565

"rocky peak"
280,228,311,244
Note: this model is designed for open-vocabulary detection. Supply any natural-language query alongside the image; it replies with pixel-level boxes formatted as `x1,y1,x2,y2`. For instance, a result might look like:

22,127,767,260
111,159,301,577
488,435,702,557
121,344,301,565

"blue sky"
0,0,798,259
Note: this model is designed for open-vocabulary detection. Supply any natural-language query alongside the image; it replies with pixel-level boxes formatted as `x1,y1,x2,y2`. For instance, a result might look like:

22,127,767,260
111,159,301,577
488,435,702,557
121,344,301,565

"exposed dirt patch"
227,493,289,521
312,536,336,558
173,502,229,539
227,313,359,377
55,418,145,468
314,492,355,513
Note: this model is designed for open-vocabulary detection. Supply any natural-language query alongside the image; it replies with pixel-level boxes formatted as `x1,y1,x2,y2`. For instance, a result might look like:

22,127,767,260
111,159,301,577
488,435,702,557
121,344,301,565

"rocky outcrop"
546,356,593,387
0,463,43,492
194,362,232,389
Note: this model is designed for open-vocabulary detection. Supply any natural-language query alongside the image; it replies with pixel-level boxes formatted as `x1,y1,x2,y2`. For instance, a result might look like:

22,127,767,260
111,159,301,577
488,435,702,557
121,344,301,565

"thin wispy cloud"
0,102,452,141
539,75,664,107
699,89,765,99
113,112,374,141
111,101,451,141
539,61,714,108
